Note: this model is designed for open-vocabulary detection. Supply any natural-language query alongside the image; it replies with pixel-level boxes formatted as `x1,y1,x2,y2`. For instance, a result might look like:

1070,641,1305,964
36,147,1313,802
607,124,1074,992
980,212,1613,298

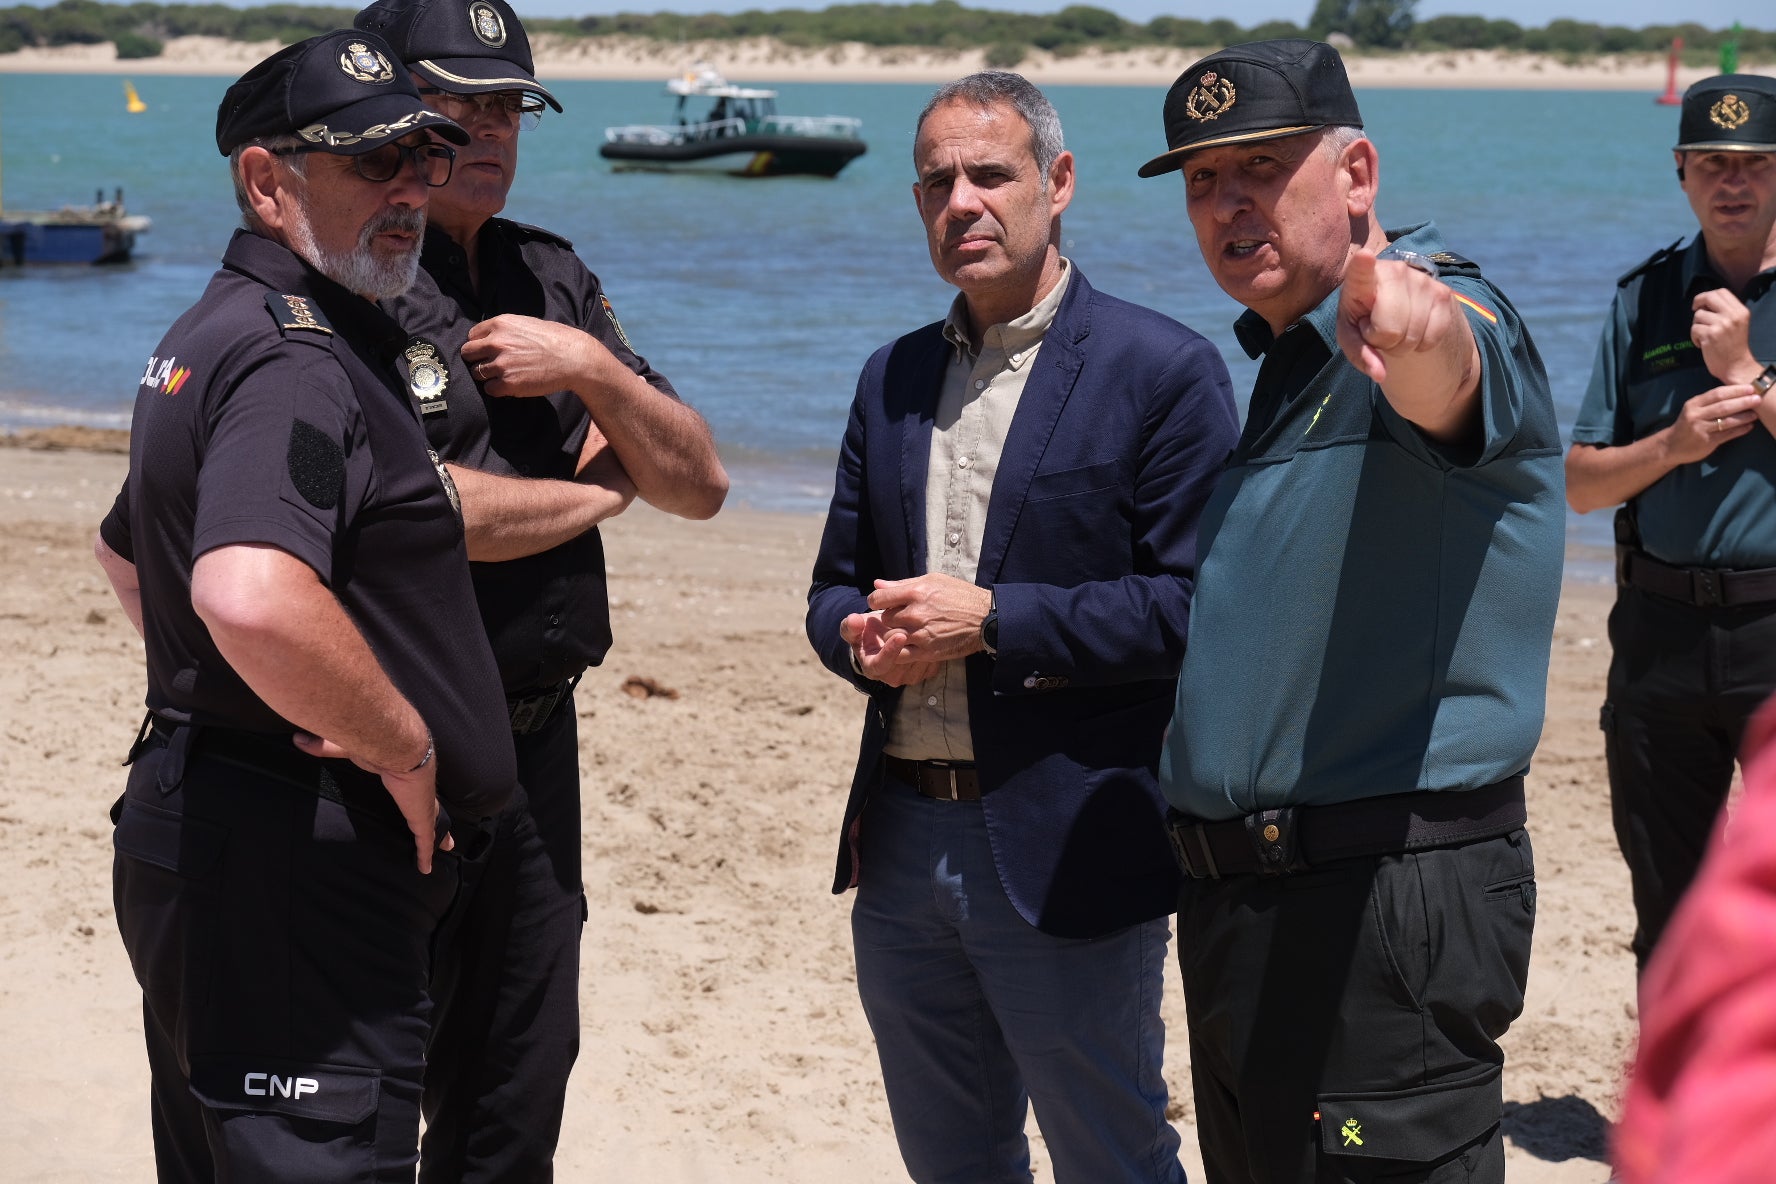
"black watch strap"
981,592,999,656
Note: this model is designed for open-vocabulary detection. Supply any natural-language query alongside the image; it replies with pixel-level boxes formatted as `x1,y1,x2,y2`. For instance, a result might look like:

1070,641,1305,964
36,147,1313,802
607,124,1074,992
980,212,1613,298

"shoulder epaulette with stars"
1425,249,1482,279
264,291,335,342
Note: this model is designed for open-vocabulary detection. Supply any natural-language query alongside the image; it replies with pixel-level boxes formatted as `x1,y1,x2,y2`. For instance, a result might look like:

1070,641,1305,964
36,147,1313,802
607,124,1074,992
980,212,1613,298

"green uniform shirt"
1160,223,1565,821
1572,234,1776,568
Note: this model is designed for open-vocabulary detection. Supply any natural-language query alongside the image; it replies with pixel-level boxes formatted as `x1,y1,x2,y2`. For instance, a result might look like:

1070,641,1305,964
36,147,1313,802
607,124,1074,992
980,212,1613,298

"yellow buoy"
123,80,147,114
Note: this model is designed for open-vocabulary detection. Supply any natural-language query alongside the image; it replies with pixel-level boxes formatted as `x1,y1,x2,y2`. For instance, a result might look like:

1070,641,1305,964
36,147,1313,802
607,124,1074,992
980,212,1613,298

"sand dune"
0,33,1764,91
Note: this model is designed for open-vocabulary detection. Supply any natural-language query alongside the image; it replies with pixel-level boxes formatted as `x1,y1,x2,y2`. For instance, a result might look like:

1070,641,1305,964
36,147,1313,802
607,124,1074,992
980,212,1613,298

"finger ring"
1717,418,1724,431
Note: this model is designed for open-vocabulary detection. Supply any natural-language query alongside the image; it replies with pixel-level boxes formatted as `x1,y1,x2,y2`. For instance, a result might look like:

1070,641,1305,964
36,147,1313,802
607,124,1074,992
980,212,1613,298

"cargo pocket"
1318,1064,1500,1173
112,794,227,999
189,1054,381,1181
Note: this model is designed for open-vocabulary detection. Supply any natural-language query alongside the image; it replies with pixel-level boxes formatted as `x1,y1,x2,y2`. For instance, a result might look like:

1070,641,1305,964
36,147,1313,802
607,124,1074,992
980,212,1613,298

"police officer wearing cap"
92,30,516,1182
1568,75,1776,974
349,1,728,1178
1138,40,1563,1183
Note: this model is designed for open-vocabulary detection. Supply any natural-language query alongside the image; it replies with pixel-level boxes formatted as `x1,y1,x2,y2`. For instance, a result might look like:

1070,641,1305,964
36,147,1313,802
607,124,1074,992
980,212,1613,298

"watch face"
1757,364,1776,395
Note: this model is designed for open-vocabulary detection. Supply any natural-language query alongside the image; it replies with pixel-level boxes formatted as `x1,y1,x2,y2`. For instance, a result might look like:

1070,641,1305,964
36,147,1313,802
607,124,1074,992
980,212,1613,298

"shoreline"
0,35,1768,89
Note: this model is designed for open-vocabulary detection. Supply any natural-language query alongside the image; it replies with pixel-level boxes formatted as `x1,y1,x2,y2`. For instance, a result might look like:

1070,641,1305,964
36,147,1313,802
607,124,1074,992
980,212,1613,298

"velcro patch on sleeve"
287,418,344,510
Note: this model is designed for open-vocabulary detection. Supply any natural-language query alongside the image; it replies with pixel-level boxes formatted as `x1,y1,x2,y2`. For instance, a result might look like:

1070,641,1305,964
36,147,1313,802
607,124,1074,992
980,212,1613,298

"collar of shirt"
1685,232,1776,302
223,227,408,361
940,257,1072,366
1232,222,1447,360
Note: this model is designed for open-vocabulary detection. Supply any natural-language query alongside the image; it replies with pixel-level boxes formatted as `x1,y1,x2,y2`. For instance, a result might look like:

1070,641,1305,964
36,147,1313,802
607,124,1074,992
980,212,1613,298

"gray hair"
1319,125,1366,159
917,71,1065,179
229,134,308,230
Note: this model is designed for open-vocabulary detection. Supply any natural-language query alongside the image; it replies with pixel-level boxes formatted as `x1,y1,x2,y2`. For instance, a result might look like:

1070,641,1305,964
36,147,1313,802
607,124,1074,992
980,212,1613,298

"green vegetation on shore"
0,0,1769,65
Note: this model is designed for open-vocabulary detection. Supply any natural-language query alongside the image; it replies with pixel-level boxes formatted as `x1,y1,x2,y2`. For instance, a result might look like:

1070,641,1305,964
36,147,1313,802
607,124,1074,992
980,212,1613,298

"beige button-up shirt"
883,260,1071,762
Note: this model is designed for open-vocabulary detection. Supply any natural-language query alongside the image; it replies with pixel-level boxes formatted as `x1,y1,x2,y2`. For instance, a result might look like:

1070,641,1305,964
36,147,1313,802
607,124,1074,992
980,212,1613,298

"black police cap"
355,0,562,113
216,29,468,157
1138,39,1364,178
1676,74,1776,153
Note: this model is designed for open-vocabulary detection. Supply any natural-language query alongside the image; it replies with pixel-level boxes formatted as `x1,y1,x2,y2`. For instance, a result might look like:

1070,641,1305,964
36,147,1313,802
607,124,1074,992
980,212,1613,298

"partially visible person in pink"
1616,693,1776,1183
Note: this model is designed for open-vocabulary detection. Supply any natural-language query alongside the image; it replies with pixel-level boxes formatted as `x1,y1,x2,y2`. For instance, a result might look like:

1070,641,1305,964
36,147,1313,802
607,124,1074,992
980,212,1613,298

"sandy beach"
0,33,1768,90
0,429,1635,1182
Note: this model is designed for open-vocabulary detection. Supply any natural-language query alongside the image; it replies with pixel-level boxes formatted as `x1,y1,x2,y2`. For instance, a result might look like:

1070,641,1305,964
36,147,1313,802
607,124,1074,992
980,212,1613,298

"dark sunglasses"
272,140,457,188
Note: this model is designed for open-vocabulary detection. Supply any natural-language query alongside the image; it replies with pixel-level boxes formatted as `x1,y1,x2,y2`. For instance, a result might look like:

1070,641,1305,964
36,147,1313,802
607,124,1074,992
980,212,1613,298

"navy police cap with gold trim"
355,0,562,113
1676,74,1776,153
216,29,468,157
1138,38,1363,178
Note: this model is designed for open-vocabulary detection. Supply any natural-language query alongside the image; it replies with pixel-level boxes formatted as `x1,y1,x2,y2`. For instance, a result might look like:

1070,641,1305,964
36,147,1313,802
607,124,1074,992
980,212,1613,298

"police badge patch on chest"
404,338,450,415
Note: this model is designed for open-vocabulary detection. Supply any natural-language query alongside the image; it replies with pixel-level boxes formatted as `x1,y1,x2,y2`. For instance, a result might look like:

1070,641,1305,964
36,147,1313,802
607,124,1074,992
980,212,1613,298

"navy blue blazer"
807,267,1239,938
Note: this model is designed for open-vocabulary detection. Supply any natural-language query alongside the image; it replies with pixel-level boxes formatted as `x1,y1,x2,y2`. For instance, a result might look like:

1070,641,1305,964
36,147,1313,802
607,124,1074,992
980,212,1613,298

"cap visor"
1674,140,1776,153
414,57,563,112
299,93,469,151
1137,124,1328,178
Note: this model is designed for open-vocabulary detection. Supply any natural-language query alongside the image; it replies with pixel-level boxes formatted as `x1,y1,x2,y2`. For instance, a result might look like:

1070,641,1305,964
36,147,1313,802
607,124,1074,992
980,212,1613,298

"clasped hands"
1674,288,1769,461
840,574,992,688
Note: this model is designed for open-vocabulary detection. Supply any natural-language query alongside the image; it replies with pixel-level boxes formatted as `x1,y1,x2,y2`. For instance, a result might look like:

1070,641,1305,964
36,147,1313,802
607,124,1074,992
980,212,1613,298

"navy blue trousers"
113,727,461,1183
421,699,584,1184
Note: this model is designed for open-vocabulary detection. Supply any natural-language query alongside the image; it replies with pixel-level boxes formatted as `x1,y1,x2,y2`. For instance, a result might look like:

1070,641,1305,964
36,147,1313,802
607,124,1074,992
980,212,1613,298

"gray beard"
285,203,425,301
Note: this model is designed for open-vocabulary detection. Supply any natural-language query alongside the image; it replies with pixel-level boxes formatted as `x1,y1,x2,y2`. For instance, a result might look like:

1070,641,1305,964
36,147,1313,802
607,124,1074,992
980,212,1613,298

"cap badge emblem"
405,339,450,414
469,2,507,48
1710,94,1751,131
340,41,396,84
1185,71,1236,123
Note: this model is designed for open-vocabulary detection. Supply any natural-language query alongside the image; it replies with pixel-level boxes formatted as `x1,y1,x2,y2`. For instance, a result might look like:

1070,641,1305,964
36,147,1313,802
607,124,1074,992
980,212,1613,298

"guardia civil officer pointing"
94,30,515,1182
1142,39,1563,1184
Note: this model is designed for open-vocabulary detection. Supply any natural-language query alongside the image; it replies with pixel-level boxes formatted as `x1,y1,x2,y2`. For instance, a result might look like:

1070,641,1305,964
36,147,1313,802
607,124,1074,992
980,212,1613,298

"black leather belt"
508,676,578,736
1620,549,1776,608
146,715,388,813
884,756,982,802
1165,777,1526,878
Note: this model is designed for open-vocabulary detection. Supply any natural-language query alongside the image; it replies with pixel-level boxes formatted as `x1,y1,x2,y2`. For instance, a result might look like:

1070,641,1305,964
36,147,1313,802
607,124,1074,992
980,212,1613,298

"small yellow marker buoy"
123,80,147,114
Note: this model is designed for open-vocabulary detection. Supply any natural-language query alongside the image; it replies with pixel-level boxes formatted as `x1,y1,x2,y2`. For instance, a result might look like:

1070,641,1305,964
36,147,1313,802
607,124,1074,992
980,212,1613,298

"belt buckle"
1165,813,1219,879
926,761,962,801
1693,569,1724,607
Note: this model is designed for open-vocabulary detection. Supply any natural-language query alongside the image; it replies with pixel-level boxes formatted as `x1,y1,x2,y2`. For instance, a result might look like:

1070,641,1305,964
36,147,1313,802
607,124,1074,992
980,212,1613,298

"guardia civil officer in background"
352,0,729,1178
92,31,516,1182
1567,76,1776,975
1139,40,1562,1183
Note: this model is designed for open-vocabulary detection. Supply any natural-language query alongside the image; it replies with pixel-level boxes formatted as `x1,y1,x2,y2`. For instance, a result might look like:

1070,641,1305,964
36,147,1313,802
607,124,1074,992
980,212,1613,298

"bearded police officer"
1567,75,1776,973
1139,40,1563,1183
350,1,728,1178
92,32,516,1182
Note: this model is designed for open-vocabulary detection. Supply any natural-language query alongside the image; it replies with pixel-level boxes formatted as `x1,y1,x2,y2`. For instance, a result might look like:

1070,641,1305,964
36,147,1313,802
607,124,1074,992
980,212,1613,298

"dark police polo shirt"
98,229,514,818
381,220,681,693
1160,223,1566,821
1572,234,1776,568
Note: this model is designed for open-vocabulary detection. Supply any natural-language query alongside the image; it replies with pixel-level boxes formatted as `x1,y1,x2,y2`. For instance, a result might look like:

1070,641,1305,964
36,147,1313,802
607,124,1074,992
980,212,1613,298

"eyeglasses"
274,140,457,188
418,88,545,131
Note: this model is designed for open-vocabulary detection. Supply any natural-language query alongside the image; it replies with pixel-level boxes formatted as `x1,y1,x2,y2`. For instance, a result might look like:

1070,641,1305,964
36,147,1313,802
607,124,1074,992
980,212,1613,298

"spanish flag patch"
1453,293,1498,324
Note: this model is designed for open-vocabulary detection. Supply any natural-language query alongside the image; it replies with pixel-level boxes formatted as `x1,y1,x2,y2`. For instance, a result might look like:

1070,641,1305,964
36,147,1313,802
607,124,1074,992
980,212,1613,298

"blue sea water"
0,73,1697,550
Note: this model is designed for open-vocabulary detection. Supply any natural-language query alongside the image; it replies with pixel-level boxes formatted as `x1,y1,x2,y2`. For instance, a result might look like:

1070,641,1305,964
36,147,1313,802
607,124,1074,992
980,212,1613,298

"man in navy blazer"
807,72,1238,1184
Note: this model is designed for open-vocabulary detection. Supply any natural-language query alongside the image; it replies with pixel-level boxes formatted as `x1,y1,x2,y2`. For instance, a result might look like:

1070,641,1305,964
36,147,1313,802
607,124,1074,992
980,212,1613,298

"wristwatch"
1753,363,1776,396
980,591,999,656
